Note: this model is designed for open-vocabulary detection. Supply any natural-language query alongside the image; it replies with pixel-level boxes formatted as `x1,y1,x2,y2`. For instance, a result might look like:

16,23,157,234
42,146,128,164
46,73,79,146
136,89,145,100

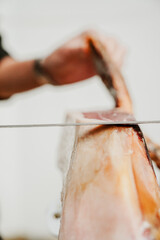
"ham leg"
58,34,160,240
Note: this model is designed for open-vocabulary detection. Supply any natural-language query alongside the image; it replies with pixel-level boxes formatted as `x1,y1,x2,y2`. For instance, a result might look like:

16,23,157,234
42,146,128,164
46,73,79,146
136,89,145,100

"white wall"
0,0,160,238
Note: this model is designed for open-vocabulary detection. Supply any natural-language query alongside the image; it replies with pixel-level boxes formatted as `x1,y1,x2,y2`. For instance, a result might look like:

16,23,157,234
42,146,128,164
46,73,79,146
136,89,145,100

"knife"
0,120,160,128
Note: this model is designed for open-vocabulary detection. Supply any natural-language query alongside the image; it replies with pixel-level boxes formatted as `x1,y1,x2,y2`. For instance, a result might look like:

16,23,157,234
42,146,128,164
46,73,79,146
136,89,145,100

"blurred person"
0,31,125,99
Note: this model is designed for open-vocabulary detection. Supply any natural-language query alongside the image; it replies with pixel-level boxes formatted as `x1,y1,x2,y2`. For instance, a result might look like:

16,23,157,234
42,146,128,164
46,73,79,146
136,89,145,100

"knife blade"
0,120,160,128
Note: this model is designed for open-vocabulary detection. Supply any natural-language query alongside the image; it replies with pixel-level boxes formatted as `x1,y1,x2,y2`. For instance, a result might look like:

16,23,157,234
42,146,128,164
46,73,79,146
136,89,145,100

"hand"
41,30,126,85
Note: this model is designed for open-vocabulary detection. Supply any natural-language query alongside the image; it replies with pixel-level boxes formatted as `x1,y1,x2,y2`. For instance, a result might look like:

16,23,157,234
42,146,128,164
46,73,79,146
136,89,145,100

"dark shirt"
0,35,9,60
0,35,10,99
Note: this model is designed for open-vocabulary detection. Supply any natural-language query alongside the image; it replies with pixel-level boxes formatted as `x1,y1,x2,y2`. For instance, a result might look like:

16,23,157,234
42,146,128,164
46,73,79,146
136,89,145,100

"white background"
0,0,160,238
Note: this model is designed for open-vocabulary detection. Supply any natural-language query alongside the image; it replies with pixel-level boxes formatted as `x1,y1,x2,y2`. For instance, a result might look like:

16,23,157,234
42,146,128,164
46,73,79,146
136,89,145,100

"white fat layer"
58,111,101,176
58,113,81,176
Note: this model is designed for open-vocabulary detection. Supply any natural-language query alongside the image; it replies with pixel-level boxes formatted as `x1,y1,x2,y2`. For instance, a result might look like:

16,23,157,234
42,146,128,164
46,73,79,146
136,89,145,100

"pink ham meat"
58,34,160,240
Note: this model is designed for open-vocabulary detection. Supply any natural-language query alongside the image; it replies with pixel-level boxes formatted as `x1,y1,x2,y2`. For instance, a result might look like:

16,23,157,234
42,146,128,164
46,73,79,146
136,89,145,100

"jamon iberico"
58,33,160,240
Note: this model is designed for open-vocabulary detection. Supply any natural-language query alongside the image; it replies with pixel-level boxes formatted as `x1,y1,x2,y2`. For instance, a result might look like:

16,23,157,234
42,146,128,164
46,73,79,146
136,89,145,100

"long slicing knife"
0,120,160,128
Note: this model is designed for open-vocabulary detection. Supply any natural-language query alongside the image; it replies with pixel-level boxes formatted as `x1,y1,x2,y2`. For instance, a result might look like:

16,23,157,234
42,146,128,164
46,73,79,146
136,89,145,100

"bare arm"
0,57,48,99
0,31,125,99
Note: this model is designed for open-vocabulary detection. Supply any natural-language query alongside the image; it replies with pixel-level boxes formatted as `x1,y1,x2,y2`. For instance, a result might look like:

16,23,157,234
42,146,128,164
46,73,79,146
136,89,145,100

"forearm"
0,57,48,99
0,31,124,99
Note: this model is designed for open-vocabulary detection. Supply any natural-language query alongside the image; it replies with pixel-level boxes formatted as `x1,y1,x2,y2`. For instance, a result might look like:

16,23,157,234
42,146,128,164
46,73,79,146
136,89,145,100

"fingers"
106,38,126,68
79,30,127,68
92,34,126,68
61,30,126,69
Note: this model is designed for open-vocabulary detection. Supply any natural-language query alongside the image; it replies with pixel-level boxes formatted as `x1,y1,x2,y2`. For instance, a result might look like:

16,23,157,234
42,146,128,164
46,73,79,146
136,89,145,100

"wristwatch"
34,59,58,85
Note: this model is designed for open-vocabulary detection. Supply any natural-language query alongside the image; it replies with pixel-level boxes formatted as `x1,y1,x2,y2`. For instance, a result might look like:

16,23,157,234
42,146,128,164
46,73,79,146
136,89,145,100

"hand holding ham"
41,31,126,85
0,30,125,98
